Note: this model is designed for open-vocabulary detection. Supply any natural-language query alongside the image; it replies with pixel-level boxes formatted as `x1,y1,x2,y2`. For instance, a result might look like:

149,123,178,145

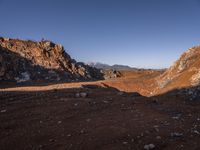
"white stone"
0,109,6,113
16,72,30,83
58,121,62,124
193,130,200,135
75,93,80,98
80,92,87,98
144,144,155,150
171,132,183,137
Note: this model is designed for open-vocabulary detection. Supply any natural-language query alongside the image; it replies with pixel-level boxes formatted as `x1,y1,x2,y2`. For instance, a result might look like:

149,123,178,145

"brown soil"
1,71,200,150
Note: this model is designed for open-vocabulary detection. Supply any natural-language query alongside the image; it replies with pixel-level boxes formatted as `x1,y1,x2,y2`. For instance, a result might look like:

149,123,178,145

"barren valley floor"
1,71,200,150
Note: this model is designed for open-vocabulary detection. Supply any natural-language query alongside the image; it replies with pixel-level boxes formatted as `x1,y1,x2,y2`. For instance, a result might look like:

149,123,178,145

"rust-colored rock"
0,37,104,83
155,46,200,94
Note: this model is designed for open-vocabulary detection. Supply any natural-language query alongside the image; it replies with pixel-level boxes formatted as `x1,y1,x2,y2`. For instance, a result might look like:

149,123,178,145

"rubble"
15,72,30,83
179,86,200,101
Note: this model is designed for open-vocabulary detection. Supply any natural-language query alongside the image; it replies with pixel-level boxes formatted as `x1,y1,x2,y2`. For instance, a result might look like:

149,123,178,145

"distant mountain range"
87,62,138,70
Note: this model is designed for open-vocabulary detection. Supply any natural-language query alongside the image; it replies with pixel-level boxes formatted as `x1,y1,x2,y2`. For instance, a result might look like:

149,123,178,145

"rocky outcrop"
101,69,122,79
155,45,200,94
0,37,103,83
190,70,200,86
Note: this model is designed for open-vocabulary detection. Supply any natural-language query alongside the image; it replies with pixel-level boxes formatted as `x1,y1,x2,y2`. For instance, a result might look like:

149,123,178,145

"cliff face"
155,46,200,94
0,37,103,83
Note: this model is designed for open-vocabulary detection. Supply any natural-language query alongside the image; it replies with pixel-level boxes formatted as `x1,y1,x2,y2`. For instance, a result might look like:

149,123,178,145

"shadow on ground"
1,84,200,150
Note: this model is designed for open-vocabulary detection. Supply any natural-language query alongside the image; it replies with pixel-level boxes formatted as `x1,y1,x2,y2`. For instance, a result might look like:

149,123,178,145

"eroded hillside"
155,46,200,95
0,37,104,83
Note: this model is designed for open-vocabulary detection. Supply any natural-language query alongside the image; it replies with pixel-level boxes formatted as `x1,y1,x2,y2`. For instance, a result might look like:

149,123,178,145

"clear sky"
1,0,200,68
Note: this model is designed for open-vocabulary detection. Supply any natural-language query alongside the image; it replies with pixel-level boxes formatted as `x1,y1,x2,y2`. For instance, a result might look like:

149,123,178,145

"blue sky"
1,0,200,68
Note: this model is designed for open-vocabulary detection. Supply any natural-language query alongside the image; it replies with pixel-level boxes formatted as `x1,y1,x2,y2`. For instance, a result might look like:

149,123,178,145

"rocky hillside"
0,37,104,83
155,45,200,94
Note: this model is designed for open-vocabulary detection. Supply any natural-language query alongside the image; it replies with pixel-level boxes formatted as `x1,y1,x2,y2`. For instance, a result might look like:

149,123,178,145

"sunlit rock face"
0,37,104,82
154,46,200,94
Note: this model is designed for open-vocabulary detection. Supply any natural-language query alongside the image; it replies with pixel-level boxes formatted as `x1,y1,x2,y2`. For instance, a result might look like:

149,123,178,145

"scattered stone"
74,103,78,106
80,92,88,98
193,130,200,135
144,144,155,150
49,139,55,142
171,132,183,138
75,92,88,98
172,114,182,120
118,92,125,96
86,119,91,122
103,100,109,104
0,109,6,113
80,130,85,134
153,125,159,132
67,134,72,137
123,142,128,145
58,121,62,124
16,72,30,83
75,93,80,98
163,121,170,126
172,116,180,120
154,127,159,132
156,136,161,140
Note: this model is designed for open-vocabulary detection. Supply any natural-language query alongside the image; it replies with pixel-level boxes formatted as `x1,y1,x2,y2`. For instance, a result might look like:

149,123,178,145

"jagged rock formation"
155,45,200,94
0,37,104,83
